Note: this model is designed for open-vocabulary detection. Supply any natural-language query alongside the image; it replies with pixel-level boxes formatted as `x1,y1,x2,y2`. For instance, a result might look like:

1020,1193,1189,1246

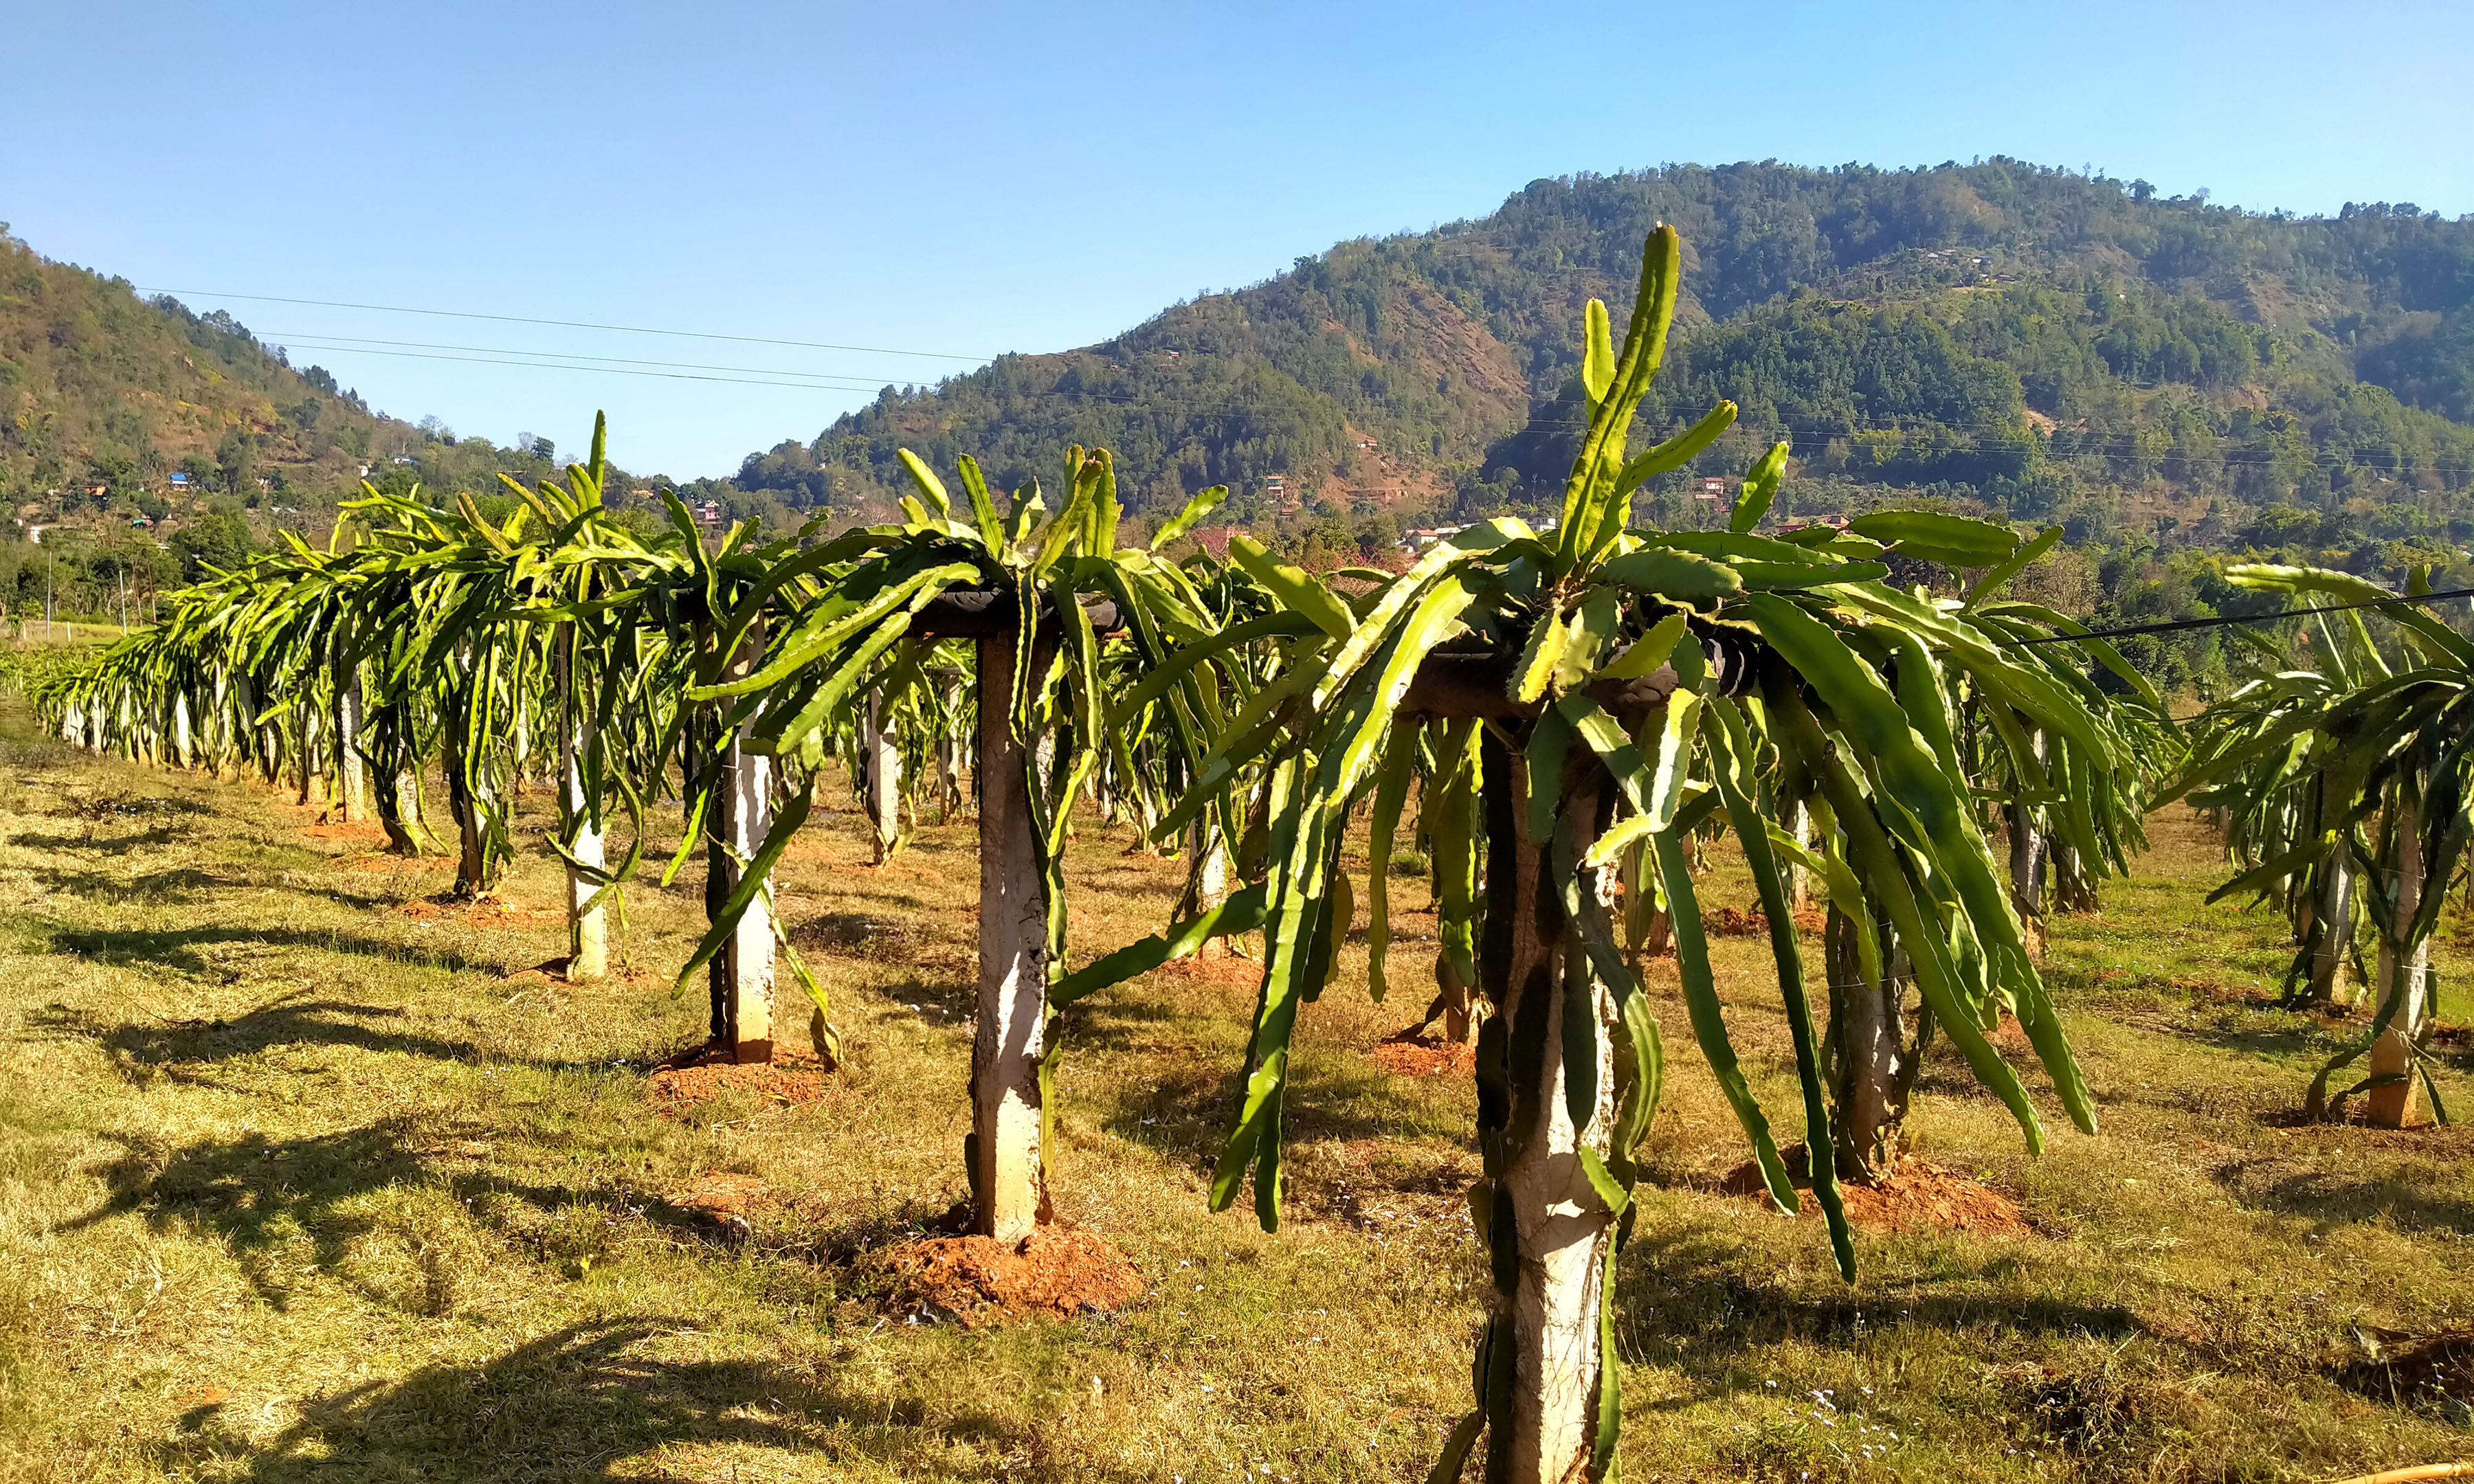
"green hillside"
2,225,429,512
13,159,2474,675
742,159,2474,551
0,225,623,622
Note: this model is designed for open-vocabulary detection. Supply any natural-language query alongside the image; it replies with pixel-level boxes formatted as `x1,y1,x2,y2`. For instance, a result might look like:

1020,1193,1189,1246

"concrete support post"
713,620,775,1063
2370,790,2429,1127
336,674,367,823
559,625,608,982
1482,735,1617,1484
865,691,902,864
970,627,1051,1243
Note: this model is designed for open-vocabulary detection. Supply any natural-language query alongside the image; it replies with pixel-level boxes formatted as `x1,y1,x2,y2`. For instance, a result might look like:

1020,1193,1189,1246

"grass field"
4,697,2474,1483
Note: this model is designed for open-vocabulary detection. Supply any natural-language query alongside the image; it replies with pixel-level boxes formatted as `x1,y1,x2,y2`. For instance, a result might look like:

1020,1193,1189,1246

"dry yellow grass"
2,701,2472,1482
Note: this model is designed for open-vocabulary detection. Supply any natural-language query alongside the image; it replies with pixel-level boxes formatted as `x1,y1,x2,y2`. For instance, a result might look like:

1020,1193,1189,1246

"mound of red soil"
647,1045,829,1113
882,1226,1144,1324
677,1171,771,1219
1700,906,1765,936
1371,1032,1474,1078
399,894,556,929
1719,1145,2033,1238
1156,952,1260,989
1656,905,1826,939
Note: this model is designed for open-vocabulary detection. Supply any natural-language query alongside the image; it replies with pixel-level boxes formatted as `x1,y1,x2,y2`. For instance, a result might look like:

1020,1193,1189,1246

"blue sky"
5,0,2469,478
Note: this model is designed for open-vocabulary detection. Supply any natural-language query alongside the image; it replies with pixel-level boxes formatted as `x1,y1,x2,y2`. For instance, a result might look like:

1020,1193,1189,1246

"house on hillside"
1263,475,1285,500
698,499,723,525
168,471,192,493
1697,477,1728,502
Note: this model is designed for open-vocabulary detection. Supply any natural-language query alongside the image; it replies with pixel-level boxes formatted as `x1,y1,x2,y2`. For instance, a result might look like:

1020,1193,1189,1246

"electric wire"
137,286,990,361
155,288,2474,478
268,339,905,393
263,331,913,386
1998,585,2474,647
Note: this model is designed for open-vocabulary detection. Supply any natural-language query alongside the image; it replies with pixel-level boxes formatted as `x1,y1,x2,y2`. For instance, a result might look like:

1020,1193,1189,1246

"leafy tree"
169,511,257,581
2361,304,2474,423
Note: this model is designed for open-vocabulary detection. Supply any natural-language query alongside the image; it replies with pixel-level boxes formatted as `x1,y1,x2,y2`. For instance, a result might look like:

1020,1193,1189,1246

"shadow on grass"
24,991,588,1086
1073,1003,1442,1172
1613,1223,2143,1408
9,827,192,855
2163,1015,2342,1063
58,1120,720,1311
35,921,499,980
30,864,260,905
1062,855,1185,906
2213,1154,2474,1238
161,1318,1071,1483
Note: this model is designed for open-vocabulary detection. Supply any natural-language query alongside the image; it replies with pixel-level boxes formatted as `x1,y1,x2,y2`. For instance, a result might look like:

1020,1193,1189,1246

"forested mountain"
742,159,2474,561
13,160,2474,693
0,225,519,512
0,223,629,621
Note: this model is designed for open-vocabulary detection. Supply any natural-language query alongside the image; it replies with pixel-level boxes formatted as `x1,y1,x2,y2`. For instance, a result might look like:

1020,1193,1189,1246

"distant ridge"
729,158,2474,539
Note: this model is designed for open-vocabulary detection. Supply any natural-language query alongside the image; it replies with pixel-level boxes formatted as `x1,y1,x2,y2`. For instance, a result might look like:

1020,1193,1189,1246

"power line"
267,340,903,393
2003,586,2474,647
140,286,990,361
145,287,2474,471
145,289,2474,480
265,330,924,385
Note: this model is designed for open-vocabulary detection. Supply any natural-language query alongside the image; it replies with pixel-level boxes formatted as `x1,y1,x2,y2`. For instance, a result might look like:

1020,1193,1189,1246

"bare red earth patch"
1154,952,1260,989
1655,905,1827,939
298,819,390,845
882,1225,1144,1323
498,958,664,991
339,851,442,873
1719,1145,2034,1238
1370,1031,1474,1078
843,860,944,883
647,1044,829,1114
